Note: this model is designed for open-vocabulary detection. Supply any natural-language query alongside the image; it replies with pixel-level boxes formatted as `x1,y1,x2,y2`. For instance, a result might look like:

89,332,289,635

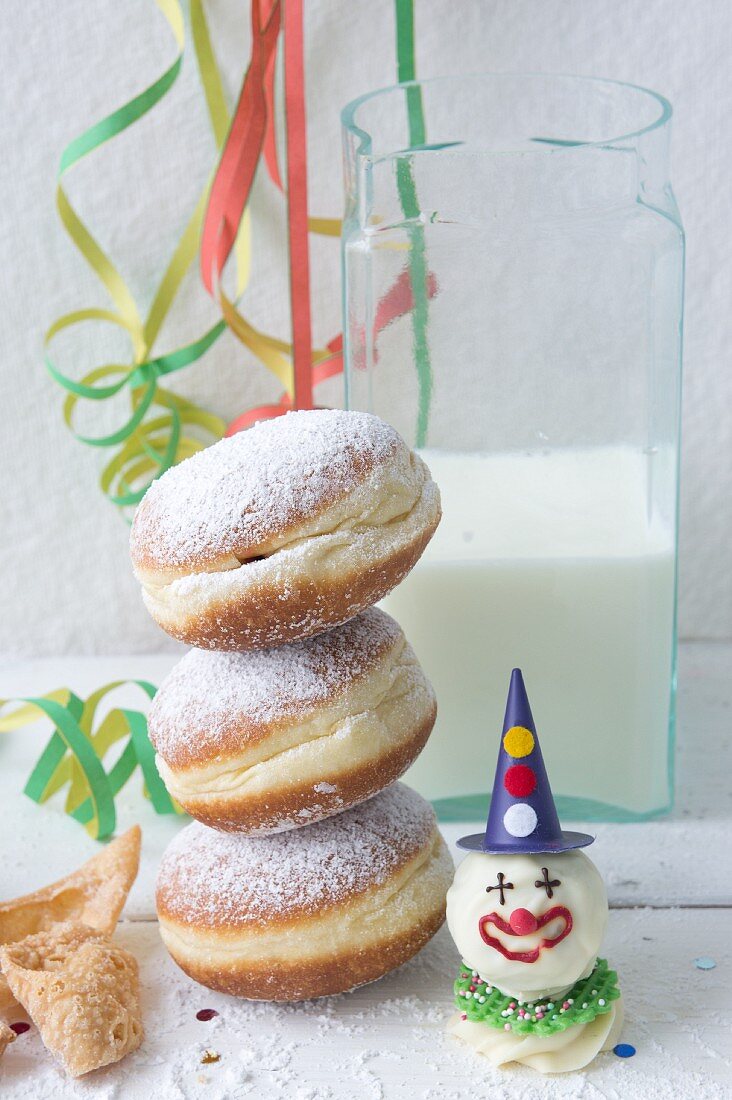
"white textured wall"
0,0,730,655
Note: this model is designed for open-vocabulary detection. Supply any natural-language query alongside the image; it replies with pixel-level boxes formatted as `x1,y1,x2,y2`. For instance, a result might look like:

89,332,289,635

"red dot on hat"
504,764,537,798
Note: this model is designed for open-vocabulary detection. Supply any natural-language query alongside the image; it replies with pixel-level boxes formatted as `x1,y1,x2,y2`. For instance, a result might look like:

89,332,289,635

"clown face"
446,849,607,1001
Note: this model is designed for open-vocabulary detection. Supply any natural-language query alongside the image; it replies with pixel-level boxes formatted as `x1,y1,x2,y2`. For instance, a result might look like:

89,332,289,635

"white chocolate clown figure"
446,669,623,1073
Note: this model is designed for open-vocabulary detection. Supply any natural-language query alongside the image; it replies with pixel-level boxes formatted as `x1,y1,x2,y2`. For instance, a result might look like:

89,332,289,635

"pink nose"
509,908,539,935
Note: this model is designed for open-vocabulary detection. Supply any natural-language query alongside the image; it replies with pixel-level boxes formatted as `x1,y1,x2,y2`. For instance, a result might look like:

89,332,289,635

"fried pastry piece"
0,826,141,1010
0,921,143,1077
0,1019,15,1059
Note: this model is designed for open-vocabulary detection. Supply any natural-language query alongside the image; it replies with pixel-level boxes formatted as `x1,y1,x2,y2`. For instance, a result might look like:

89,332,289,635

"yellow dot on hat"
503,726,534,759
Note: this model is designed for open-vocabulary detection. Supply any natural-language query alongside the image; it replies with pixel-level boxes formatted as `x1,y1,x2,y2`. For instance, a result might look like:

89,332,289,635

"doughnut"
129,410,440,650
156,783,453,1001
147,608,436,834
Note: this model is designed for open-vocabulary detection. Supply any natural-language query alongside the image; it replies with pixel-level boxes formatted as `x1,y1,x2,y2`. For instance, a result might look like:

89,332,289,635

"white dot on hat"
503,803,537,837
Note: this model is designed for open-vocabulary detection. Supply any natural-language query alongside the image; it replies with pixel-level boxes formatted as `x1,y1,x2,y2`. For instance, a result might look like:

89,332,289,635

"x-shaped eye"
485,872,514,905
535,866,561,898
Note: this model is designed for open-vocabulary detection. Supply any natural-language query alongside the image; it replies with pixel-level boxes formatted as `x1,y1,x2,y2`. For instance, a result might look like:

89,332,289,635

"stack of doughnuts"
130,409,453,1001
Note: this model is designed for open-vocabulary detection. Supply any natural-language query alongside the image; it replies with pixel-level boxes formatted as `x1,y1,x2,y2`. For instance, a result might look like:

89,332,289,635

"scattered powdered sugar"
157,783,436,926
130,409,407,570
147,607,403,765
3,907,729,1097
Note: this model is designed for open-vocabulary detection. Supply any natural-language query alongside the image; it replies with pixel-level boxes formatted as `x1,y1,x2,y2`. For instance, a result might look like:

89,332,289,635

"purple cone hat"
457,669,594,854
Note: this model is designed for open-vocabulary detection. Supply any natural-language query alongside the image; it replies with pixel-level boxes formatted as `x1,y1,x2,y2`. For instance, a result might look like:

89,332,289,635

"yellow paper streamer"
46,0,232,513
46,0,346,507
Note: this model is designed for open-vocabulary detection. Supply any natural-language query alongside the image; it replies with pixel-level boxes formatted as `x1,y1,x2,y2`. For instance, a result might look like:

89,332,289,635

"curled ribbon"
46,0,434,509
0,682,178,840
214,0,434,438
201,0,336,421
45,0,245,512
394,0,433,446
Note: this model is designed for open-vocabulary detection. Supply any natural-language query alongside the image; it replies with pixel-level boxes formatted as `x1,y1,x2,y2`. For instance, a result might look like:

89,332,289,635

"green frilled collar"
454,957,620,1037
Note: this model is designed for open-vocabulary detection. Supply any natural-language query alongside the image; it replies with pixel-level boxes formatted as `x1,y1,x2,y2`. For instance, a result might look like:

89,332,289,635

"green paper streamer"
1,680,181,840
394,0,432,447
124,707,178,814
18,696,117,839
45,0,230,514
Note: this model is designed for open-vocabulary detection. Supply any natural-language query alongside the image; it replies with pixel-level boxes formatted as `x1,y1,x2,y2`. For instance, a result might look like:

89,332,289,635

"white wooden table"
1,643,730,1099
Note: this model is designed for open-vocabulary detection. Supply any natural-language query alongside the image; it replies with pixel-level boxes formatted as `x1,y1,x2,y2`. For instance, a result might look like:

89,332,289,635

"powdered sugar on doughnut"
130,410,411,574
147,608,405,766
156,783,437,927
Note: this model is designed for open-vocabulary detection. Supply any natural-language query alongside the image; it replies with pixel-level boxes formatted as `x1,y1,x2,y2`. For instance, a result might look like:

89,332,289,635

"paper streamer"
283,0,314,412
214,0,431,435
47,0,432,490
0,682,178,840
394,0,433,447
200,0,334,423
45,0,258,512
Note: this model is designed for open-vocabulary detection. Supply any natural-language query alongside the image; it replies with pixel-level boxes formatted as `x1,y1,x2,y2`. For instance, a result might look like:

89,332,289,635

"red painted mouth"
478,906,573,963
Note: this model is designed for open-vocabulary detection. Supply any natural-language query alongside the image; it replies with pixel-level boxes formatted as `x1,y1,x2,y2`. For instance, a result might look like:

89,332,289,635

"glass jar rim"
342,72,672,159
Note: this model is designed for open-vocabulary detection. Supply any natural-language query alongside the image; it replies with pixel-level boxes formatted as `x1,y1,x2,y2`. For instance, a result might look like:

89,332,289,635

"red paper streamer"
204,0,437,438
283,0,313,411
200,0,281,293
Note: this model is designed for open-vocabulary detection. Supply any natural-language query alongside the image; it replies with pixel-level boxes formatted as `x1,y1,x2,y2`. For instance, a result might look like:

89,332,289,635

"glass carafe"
341,74,683,821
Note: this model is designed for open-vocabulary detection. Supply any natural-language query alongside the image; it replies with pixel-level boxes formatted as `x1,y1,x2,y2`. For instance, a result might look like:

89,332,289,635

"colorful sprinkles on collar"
613,1043,636,1058
196,1008,219,1021
454,958,620,1036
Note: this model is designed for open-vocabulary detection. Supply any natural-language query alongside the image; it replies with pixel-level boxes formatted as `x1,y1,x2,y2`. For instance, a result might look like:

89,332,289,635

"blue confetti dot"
694,956,716,970
613,1043,636,1059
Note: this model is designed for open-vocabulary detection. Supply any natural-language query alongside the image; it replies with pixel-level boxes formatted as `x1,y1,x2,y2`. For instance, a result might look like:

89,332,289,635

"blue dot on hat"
503,803,537,837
